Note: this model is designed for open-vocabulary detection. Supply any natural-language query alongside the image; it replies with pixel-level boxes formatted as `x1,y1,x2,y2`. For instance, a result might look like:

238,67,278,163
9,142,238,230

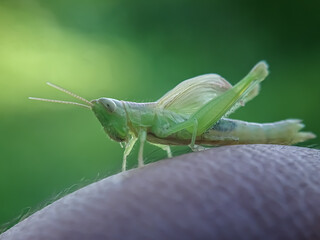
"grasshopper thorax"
91,98,129,142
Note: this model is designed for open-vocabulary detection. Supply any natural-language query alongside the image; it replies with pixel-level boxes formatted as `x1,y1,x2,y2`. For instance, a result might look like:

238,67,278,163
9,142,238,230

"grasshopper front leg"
122,129,147,171
122,135,137,171
154,62,269,142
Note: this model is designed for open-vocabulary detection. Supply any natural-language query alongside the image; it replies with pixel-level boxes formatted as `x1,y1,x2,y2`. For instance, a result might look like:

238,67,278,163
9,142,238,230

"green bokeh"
1,0,319,229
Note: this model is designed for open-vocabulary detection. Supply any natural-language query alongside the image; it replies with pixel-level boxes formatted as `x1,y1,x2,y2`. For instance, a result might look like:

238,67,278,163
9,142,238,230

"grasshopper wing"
157,73,260,116
157,74,232,115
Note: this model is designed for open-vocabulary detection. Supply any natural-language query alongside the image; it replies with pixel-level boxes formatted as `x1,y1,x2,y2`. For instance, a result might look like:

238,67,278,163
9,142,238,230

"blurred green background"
0,0,319,229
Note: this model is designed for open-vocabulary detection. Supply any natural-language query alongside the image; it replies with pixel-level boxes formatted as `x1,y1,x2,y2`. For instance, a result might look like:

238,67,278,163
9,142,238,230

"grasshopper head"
91,98,129,142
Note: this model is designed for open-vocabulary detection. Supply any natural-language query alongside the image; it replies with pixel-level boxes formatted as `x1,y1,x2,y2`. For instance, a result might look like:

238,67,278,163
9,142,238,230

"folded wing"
157,73,260,116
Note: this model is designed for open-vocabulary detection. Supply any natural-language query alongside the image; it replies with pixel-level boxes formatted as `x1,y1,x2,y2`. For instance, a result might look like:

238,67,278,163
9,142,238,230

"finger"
1,144,319,240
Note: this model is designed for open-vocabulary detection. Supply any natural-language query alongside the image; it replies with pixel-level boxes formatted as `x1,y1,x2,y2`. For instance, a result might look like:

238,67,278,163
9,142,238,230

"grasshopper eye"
99,98,117,113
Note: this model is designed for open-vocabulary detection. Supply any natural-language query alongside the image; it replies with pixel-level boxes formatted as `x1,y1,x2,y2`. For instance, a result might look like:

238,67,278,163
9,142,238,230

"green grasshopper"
30,61,316,171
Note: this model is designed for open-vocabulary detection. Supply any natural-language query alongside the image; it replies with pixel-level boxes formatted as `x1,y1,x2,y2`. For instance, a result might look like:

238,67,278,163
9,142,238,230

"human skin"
1,144,319,240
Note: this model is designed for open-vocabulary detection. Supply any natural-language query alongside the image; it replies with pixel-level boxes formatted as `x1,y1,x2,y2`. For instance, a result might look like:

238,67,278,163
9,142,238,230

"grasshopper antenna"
28,97,91,109
46,82,93,106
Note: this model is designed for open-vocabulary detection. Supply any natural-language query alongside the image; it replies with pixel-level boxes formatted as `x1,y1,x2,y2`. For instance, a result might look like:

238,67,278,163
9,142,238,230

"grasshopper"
30,61,316,171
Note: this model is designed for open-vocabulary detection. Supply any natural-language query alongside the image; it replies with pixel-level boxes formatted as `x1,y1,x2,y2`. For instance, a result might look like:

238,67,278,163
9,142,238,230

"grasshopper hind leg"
189,144,209,152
